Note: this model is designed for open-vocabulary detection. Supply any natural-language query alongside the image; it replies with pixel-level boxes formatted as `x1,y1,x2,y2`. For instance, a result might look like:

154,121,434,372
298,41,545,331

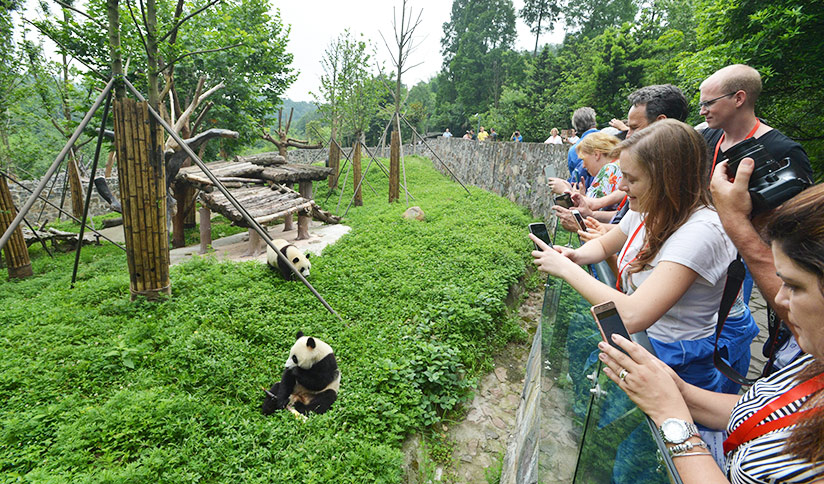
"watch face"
661,419,690,443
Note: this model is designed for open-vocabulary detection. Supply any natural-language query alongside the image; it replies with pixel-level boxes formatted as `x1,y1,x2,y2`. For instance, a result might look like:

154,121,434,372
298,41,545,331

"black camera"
724,138,811,215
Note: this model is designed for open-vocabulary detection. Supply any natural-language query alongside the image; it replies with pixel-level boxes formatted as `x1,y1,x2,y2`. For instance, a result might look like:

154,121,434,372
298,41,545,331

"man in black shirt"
706,64,812,369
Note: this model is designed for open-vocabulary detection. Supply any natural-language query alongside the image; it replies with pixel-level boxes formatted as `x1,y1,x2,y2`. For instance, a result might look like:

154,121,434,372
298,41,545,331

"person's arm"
598,335,736,483
710,159,789,321
548,177,573,195
530,233,700,333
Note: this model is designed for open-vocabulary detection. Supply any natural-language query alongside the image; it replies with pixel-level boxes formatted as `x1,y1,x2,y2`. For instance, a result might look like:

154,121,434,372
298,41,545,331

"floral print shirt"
585,161,622,202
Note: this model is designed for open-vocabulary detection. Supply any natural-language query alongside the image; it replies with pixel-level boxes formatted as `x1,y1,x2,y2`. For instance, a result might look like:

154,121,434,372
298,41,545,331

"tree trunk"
106,0,125,99
352,138,363,207
389,130,400,203
67,155,84,219
328,140,340,189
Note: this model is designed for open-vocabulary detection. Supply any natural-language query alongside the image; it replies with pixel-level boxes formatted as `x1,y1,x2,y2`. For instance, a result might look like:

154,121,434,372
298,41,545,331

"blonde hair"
575,132,620,157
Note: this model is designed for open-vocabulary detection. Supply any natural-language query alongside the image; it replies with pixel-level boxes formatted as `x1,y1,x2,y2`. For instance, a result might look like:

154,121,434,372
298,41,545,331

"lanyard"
617,195,628,210
711,119,760,176
615,220,645,291
723,373,824,454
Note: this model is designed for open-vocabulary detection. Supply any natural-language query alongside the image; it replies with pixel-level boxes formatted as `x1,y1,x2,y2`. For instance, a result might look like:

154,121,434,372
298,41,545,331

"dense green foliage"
0,156,536,482
426,0,823,176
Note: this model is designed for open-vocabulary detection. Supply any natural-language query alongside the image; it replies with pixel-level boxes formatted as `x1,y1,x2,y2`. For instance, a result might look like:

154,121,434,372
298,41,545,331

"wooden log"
114,98,171,301
297,180,312,240
389,130,400,203
0,175,33,278
352,140,363,207
234,152,286,166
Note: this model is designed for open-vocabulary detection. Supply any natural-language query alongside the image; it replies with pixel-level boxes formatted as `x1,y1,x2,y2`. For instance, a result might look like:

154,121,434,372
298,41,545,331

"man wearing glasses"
704,64,812,374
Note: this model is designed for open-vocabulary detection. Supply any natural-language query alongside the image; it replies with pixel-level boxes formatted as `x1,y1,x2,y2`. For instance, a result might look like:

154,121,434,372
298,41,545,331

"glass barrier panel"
538,228,682,484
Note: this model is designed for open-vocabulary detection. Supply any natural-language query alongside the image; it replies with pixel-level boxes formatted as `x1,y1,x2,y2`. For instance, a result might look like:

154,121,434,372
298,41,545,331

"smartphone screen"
571,209,588,232
554,193,573,209
591,303,631,354
528,223,552,250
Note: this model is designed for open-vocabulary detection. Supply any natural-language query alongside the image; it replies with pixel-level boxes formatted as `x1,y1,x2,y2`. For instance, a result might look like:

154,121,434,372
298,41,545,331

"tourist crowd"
529,64,822,483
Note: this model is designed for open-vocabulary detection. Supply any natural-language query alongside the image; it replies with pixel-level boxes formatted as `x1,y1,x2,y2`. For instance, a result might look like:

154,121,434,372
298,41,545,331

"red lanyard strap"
615,220,645,291
711,119,761,176
723,373,824,454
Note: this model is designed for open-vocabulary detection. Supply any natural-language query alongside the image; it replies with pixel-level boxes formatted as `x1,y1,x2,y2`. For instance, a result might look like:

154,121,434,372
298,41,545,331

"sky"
275,0,566,102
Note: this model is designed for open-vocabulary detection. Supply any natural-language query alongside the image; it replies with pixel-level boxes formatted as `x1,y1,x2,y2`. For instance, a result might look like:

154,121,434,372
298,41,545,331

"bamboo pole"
0,175,33,278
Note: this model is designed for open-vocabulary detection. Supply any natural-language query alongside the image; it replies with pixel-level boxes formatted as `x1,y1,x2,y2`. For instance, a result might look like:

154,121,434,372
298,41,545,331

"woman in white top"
544,127,563,144
598,183,824,483
530,119,757,394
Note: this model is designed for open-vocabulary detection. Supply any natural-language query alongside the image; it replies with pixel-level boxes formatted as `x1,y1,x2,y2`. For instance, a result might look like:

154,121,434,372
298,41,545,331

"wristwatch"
659,418,699,445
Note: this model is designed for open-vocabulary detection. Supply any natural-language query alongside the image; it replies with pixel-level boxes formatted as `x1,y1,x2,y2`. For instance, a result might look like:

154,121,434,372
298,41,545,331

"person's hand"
529,234,579,277
710,159,753,223
552,205,580,232
598,334,691,422
569,193,594,217
548,177,573,195
610,118,629,132
573,176,587,196
576,216,609,241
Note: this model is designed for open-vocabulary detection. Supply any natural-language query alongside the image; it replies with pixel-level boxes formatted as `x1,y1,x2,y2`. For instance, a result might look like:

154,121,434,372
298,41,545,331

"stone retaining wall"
8,175,120,224
427,138,569,221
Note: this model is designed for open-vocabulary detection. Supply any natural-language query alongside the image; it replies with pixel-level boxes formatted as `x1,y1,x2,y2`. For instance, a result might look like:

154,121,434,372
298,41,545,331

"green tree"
440,0,517,117
565,0,639,39
520,0,562,56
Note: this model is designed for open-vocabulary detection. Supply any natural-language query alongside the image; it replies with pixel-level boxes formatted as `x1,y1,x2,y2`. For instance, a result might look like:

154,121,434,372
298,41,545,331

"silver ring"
618,368,629,381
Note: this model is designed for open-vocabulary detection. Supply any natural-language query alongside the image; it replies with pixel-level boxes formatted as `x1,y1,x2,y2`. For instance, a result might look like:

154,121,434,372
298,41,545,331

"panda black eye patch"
292,355,298,363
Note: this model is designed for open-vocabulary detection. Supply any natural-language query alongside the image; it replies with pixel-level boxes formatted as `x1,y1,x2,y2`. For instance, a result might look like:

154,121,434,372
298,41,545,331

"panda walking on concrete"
262,331,340,416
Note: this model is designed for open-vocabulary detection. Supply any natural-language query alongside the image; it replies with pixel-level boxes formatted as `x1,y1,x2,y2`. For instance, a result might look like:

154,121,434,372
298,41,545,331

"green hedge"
0,156,536,483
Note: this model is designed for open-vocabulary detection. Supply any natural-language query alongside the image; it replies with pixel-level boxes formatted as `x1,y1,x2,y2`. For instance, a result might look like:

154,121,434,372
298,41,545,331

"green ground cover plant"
0,155,536,483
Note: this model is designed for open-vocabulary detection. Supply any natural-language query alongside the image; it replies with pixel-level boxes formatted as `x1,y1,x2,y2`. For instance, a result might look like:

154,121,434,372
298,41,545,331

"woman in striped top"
598,183,824,483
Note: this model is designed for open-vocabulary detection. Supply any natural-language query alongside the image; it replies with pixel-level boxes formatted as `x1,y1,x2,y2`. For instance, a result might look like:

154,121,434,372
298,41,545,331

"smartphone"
554,193,573,209
591,301,631,354
571,209,588,232
528,222,553,250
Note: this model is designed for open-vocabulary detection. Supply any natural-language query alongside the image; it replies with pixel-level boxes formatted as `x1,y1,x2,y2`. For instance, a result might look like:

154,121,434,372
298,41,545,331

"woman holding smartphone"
598,185,824,482
530,119,758,395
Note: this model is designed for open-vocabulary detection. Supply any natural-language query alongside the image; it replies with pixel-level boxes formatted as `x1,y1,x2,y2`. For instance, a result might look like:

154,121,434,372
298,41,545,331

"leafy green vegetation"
0,156,537,482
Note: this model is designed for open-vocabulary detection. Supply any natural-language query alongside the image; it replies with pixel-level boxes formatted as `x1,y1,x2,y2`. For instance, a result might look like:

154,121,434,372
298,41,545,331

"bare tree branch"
53,0,105,28
125,0,148,54
158,0,221,43
162,43,244,67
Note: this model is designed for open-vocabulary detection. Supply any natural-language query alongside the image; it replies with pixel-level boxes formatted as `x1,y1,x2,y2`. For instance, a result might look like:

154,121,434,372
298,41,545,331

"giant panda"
262,331,340,416
266,238,310,281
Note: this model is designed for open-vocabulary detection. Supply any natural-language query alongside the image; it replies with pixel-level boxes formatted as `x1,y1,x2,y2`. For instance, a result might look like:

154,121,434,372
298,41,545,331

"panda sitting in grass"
266,239,310,280
262,331,340,416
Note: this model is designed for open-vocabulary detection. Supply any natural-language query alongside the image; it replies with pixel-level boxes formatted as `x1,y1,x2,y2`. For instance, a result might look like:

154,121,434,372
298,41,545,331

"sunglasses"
698,92,737,109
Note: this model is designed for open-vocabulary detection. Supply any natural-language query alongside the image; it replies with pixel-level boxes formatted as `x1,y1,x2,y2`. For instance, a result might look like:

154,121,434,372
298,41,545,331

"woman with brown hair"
598,184,824,482
531,119,758,395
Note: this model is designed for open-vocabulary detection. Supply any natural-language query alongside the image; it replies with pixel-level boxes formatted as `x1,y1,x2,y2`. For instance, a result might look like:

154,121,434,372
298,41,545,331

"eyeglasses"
698,92,737,109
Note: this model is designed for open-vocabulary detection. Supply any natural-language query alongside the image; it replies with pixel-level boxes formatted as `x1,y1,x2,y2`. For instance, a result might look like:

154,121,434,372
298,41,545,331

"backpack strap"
714,255,758,386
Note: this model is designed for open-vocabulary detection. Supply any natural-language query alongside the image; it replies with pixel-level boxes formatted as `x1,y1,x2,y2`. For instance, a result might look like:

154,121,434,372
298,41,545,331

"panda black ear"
306,337,316,349
296,331,304,340
305,253,311,259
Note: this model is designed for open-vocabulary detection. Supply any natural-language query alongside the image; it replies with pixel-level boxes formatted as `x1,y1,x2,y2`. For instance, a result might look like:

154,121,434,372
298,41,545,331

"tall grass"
0,156,537,483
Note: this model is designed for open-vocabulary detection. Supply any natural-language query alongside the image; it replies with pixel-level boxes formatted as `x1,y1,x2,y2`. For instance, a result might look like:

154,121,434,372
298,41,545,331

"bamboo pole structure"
113,98,170,300
0,175,33,278
0,78,115,253
389,130,400,203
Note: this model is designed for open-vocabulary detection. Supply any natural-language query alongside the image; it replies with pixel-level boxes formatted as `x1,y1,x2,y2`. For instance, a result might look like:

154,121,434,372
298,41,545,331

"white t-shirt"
544,135,563,144
567,135,580,144
617,207,737,343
